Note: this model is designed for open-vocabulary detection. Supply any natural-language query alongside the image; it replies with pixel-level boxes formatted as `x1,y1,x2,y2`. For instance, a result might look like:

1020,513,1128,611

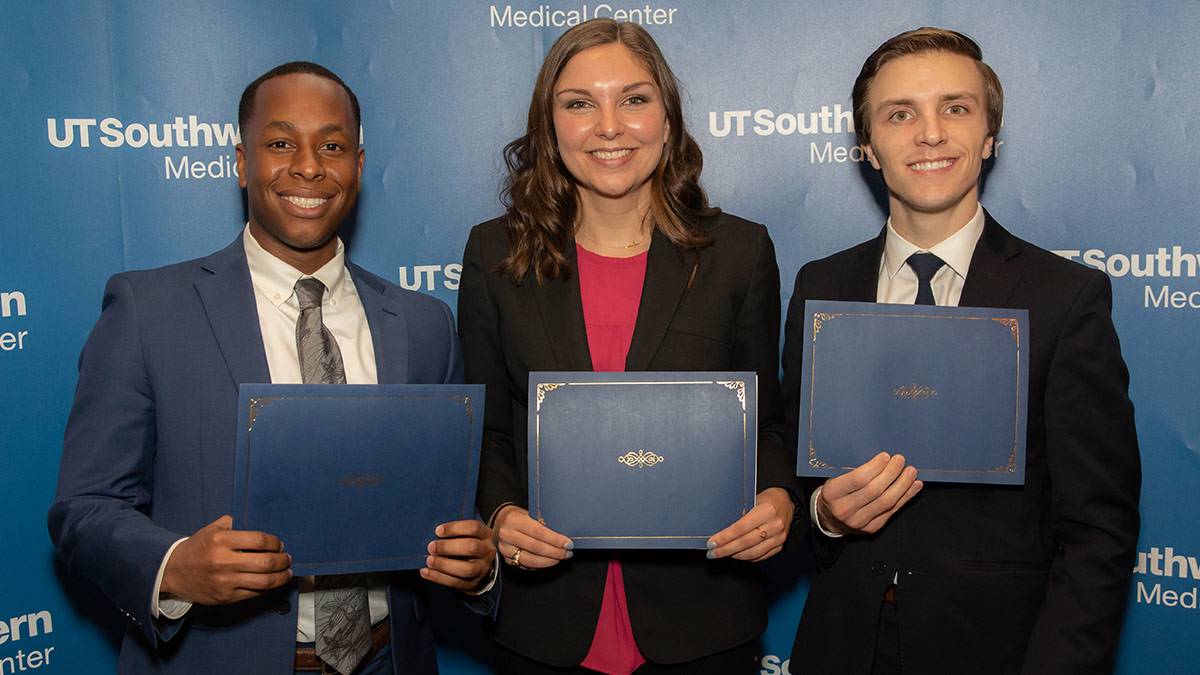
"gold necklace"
576,228,650,250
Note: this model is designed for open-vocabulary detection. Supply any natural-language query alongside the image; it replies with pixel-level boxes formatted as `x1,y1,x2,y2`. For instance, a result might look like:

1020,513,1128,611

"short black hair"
238,61,361,137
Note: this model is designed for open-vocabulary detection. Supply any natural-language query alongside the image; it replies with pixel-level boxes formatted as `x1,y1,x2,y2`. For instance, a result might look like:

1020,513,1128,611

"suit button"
276,600,292,615
870,561,888,576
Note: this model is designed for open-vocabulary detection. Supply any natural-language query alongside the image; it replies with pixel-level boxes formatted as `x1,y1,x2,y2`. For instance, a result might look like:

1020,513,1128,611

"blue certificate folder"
797,300,1028,485
529,372,757,548
233,383,484,575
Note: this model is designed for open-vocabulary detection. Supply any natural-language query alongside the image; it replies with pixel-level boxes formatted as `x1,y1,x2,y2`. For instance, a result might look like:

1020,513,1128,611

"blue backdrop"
2,2,1196,673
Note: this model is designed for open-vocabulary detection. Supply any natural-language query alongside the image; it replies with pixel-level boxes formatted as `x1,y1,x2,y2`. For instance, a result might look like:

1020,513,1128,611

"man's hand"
160,515,292,605
707,487,794,562
421,520,497,591
492,505,573,570
817,452,923,536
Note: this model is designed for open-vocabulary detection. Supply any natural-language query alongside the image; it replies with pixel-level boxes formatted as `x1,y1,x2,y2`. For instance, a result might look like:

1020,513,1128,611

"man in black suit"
783,28,1140,674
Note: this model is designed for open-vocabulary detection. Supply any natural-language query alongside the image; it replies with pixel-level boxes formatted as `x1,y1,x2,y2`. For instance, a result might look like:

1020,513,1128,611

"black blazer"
783,211,1141,674
458,212,800,665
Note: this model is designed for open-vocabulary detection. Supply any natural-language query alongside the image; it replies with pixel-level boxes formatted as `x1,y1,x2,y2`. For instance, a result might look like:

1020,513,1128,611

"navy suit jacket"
783,212,1141,674
49,237,475,674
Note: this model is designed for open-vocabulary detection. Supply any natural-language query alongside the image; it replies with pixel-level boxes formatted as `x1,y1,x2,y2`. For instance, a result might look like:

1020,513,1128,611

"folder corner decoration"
232,383,484,575
529,371,757,549
796,300,1028,485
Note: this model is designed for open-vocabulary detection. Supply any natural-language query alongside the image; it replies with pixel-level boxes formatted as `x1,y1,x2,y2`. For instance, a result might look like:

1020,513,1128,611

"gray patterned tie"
295,278,348,386
906,252,945,306
294,278,371,675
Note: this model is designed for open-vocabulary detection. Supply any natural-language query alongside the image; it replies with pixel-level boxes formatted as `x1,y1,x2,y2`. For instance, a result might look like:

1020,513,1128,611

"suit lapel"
532,242,594,371
350,262,410,384
194,239,271,387
959,210,1024,308
625,230,694,372
848,228,886,302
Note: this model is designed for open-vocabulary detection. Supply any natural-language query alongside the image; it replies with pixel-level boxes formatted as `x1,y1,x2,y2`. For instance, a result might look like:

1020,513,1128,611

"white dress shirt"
811,204,986,537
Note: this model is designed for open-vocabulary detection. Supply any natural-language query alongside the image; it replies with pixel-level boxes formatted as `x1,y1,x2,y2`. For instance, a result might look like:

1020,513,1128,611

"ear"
982,135,995,160
235,144,247,188
864,143,881,170
356,147,365,183
662,116,670,145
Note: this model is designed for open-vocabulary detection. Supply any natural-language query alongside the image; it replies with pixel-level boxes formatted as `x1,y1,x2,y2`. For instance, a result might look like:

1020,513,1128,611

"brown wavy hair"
852,27,1004,147
498,18,713,284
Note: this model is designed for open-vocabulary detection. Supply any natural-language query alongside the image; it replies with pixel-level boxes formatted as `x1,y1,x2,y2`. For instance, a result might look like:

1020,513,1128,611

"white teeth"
591,149,632,160
910,160,953,171
282,195,327,208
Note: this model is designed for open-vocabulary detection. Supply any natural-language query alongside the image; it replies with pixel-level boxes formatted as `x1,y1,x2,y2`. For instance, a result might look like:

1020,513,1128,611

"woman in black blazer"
457,18,803,674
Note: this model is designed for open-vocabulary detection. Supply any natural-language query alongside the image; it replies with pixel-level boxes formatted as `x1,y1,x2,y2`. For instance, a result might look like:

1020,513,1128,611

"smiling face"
236,72,363,273
552,42,670,215
863,50,994,245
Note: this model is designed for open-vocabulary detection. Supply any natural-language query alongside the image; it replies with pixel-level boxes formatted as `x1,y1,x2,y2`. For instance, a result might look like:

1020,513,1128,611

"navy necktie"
905,252,945,306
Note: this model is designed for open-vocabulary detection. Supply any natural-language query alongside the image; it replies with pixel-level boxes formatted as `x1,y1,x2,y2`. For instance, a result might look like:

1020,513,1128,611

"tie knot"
906,252,945,283
294,278,326,310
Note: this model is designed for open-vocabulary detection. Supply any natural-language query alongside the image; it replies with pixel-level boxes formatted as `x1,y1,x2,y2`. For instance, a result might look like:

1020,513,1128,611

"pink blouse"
576,243,648,675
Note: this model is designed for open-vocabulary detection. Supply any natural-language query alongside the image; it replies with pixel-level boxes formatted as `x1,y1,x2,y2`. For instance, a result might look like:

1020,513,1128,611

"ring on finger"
511,548,523,567
757,527,768,540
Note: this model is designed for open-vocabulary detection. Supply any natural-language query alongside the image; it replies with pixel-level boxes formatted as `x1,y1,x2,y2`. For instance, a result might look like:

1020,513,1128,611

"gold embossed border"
534,378,751,540
807,309,1022,475
240,391,480,561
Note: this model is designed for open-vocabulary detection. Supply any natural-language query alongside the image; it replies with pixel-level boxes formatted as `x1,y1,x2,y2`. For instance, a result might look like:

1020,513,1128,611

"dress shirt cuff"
810,486,844,539
152,538,194,620
463,556,500,596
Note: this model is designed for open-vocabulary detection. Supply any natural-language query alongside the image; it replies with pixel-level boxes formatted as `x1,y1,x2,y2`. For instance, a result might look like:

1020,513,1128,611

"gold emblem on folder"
893,384,938,400
337,472,385,489
618,449,664,468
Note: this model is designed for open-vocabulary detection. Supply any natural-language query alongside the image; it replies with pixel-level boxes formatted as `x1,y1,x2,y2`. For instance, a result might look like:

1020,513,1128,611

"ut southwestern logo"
709,105,856,138
399,264,462,292
1,290,29,353
1133,546,1200,611
47,116,239,149
1,291,25,319
1054,246,1200,309
46,116,365,181
757,654,792,675
47,115,243,182
710,106,1007,165
708,105,870,165
0,608,56,672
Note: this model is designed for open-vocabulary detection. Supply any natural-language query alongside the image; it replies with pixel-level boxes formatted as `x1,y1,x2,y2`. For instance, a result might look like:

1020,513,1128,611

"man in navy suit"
48,62,496,674
784,29,1140,673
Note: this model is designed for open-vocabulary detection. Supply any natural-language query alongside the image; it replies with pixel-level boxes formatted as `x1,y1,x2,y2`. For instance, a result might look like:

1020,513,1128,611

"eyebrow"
555,81,658,97
876,91,982,109
261,120,351,135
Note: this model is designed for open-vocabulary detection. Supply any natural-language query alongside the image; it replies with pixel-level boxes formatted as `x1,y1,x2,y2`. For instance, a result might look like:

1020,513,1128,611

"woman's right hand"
493,505,574,570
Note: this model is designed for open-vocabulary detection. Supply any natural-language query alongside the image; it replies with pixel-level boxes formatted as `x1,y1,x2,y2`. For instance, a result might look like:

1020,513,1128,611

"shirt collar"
881,203,985,281
242,225,349,309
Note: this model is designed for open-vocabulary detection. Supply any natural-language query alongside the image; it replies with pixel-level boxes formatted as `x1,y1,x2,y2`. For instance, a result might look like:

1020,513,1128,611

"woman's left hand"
706,487,794,562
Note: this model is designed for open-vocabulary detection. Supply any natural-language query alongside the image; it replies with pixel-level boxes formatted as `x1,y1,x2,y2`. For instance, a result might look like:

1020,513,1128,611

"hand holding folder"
705,486,794,561
160,514,292,606
813,452,923,537
493,505,574,570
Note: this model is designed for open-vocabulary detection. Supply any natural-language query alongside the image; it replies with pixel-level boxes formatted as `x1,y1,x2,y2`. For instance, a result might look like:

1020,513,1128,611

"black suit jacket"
458,212,801,665
783,212,1140,674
